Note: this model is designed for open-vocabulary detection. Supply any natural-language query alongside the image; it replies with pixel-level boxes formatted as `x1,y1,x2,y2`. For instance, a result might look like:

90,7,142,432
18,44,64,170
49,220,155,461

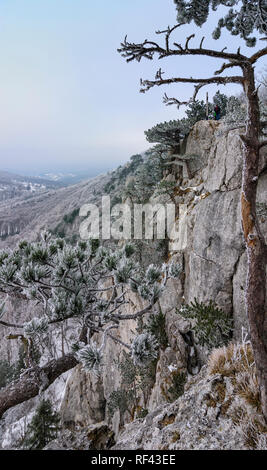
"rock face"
0,120,266,450
171,121,267,342
60,365,106,428
113,340,267,450
44,422,115,450
112,367,247,450
112,365,252,451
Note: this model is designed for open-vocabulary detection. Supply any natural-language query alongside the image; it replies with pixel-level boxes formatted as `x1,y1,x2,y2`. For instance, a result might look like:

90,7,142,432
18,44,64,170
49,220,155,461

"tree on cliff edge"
118,0,267,419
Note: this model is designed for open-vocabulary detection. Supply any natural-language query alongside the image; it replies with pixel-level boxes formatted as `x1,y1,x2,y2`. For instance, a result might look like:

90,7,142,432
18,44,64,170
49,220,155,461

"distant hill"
36,171,93,185
0,155,146,248
0,170,64,187
0,170,64,203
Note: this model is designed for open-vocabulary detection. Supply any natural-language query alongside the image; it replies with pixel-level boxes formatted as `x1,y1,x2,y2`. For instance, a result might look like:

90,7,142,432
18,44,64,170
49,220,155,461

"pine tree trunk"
0,354,78,418
242,64,267,420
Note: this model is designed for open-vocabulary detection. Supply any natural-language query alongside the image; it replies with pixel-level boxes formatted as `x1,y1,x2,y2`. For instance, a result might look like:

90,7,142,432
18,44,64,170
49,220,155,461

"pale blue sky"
0,0,265,176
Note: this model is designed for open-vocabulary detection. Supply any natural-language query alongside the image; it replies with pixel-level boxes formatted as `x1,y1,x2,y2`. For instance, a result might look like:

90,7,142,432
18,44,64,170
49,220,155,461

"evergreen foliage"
167,370,187,401
75,342,102,375
223,95,247,125
107,389,133,418
63,208,79,225
127,147,166,202
0,345,40,389
0,233,182,375
174,0,267,47
144,99,213,150
0,360,16,389
154,180,178,204
177,298,233,349
143,309,168,350
107,351,156,419
131,332,159,366
145,120,185,147
24,399,60,449
184,100,209,127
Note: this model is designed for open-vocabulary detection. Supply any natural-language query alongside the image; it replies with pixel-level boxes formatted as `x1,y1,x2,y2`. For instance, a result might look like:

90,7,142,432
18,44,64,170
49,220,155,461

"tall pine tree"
24,399,60,449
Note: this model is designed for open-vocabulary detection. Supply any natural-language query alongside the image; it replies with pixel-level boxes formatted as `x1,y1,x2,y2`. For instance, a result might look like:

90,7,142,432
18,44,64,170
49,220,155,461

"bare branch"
107,332,131,350
163,83,205,109
155,23,184,52
163,93,189,108
214,61,243,75
250,47,267,64
99,324,119,352
118,30,249,64
0,320,24,328
173,42,184,52
140,74,244,96
113,302,155,321
185,34,195,50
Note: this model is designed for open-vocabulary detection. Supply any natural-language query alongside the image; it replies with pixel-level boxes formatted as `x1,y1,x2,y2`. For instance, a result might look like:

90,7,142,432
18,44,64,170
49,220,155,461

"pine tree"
184,99,211,126
0,234,182,417
24,399,60,449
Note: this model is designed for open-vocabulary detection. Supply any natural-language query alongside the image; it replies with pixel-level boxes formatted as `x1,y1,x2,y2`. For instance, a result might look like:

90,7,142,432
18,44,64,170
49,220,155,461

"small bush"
167,370,187,402
144,309,168,350
24,399,60,449
107,351,157,420
177,298,233,349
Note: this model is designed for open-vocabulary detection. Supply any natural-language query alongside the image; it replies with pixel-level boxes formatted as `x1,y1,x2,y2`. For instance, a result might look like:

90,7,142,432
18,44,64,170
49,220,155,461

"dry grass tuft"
235,370,261,412
208,342,254,377
208,332,267,449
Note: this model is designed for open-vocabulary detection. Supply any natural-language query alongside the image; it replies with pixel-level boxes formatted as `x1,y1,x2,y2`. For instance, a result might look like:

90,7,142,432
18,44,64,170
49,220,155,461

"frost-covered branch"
140,74,244,104
118,33,248,63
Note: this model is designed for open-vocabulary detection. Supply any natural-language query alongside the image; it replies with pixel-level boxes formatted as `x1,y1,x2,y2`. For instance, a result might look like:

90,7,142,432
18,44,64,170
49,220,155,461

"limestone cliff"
0,120,266,450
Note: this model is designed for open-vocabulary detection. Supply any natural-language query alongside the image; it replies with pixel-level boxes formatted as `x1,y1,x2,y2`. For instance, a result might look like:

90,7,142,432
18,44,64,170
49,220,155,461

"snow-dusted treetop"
174,0,267,46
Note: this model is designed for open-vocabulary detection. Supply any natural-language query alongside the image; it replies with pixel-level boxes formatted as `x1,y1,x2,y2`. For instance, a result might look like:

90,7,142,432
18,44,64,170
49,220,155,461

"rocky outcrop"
44,422,115,450
169,121,267,343
113,340,267,450
112,366,249,450
0,120,266,450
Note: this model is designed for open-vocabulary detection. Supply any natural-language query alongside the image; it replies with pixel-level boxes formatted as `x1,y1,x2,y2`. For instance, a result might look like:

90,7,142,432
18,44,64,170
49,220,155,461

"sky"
0,0,265,177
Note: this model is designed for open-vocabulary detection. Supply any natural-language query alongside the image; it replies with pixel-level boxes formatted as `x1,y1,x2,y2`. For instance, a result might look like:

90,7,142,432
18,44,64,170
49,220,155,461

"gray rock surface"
44,422,115,450
112,366,248,450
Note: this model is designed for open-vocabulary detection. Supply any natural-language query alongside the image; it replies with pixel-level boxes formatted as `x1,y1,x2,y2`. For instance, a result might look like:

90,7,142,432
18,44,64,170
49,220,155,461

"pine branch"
163,83,205,108
140,75,244,101
0,353,78,418
118,32,249,63
249,47,267,64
